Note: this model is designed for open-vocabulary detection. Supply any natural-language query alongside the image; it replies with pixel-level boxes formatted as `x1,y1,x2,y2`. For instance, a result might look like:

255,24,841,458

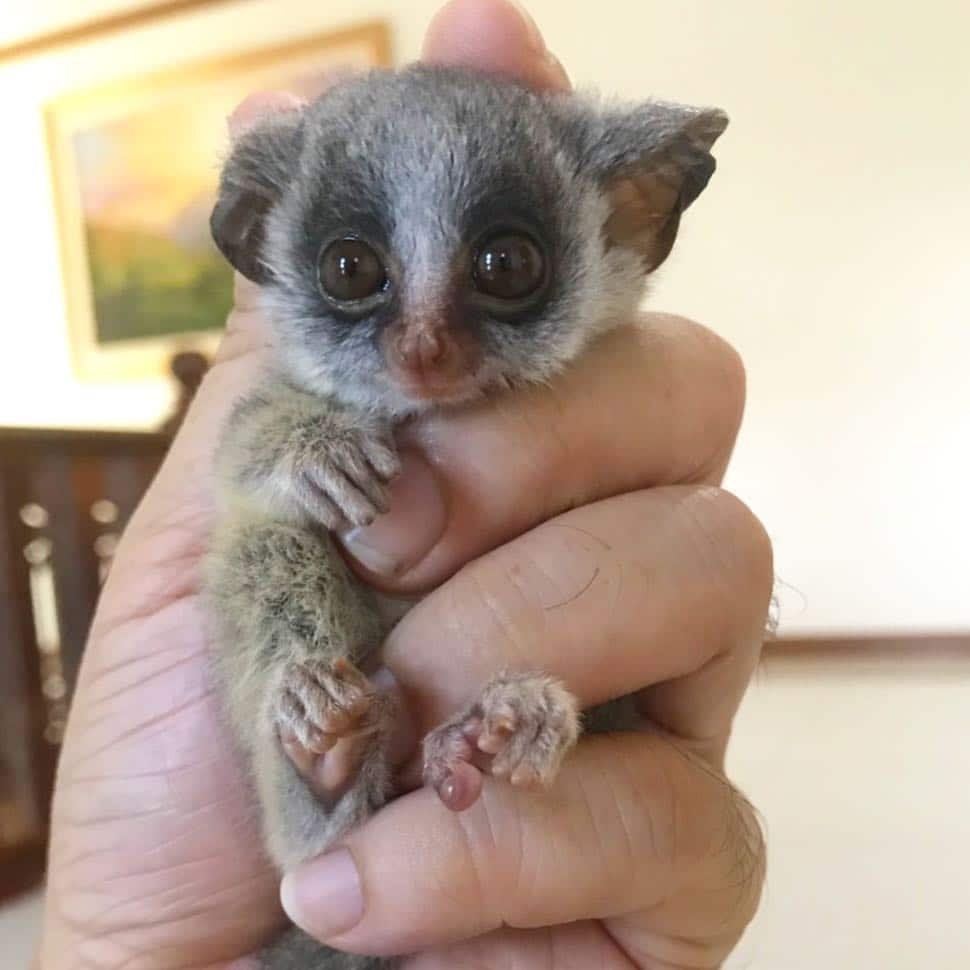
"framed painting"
45,20,389,380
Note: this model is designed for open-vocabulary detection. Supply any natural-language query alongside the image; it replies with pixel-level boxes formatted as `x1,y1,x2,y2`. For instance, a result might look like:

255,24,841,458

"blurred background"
0,1,967,967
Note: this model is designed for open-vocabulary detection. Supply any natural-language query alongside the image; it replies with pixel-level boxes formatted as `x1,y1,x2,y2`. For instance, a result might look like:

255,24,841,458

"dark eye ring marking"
318,236,388,306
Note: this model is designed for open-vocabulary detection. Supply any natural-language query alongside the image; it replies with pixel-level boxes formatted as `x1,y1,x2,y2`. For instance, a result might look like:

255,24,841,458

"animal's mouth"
390,369,487,405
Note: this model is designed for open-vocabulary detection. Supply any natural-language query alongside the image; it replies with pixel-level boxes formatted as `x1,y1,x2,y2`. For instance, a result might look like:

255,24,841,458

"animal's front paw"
422,672,581,812
291,421,401,529
276,658,388,804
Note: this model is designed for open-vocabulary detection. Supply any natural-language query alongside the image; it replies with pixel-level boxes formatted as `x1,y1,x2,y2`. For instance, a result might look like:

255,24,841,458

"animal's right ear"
554,97,728,274
210,110,305,284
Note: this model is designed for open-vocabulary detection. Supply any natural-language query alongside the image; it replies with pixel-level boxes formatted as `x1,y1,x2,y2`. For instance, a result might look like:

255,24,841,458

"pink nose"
398,326,446,375
383,318,482,398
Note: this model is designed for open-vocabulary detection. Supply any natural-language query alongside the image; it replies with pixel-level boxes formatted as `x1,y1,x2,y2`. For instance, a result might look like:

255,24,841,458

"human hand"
37,2,771,968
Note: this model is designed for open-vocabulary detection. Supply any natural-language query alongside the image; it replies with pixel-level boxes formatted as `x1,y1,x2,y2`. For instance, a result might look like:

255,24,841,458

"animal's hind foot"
276,658,390,805
422,671,580,812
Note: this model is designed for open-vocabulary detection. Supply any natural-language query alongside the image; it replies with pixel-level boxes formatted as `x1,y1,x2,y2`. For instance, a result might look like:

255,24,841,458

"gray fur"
213,64,727,416
205,64,727,969
217,379,399,530
205,512,391,870
260,926,391,969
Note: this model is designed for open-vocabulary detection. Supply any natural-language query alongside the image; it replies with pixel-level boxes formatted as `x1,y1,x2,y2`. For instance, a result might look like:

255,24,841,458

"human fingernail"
280,848,364,940
509,0,547,54
339,451,447,580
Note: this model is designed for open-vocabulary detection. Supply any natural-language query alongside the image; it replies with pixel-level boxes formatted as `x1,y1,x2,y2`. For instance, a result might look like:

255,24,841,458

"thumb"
422,0,570,91
277,735,741,957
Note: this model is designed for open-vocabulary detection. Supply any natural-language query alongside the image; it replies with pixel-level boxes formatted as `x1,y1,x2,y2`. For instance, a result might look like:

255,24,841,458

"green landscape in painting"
84,221,231,342
72,99,235,345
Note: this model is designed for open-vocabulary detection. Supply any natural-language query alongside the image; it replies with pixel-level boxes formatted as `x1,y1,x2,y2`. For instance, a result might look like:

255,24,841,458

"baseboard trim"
767,634,970,662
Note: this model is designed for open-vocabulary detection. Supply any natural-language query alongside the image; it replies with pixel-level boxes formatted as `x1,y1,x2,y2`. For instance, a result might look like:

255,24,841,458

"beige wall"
1,0,967,633
728,653,970,970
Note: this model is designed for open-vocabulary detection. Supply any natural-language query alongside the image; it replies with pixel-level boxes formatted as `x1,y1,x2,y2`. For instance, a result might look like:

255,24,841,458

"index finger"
345,316,745,595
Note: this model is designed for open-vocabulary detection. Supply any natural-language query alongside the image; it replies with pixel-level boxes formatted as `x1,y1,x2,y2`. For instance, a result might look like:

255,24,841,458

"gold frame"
45,21,390,381
1,1,249,64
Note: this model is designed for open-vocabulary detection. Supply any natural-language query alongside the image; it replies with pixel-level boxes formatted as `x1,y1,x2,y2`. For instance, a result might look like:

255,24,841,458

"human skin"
35,2,772,968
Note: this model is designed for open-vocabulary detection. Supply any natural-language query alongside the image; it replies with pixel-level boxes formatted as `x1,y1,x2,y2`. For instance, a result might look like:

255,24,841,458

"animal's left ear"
210,109,305,284
561,99,728,272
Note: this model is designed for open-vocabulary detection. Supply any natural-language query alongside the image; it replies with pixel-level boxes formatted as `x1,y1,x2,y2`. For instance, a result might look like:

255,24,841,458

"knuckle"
676,315,747,425
652,314,747,475
627,741,686,870
710,488,772,575
704,326,746,425
679,486,774,622
696,769,767,928
643,740,765,920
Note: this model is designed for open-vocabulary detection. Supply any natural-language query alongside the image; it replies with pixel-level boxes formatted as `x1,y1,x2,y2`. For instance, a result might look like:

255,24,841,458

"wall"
0,0,967,632
728,651,970,970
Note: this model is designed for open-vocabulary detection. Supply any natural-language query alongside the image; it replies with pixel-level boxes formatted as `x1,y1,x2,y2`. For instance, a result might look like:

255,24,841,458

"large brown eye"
318,238,386,303
473,232,546,302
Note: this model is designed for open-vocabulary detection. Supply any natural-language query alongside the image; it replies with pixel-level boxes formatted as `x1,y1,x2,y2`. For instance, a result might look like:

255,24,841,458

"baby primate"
206,65,727,969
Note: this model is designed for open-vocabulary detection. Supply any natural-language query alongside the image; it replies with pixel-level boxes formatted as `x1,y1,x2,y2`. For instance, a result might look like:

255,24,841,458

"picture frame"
45,20,390,381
